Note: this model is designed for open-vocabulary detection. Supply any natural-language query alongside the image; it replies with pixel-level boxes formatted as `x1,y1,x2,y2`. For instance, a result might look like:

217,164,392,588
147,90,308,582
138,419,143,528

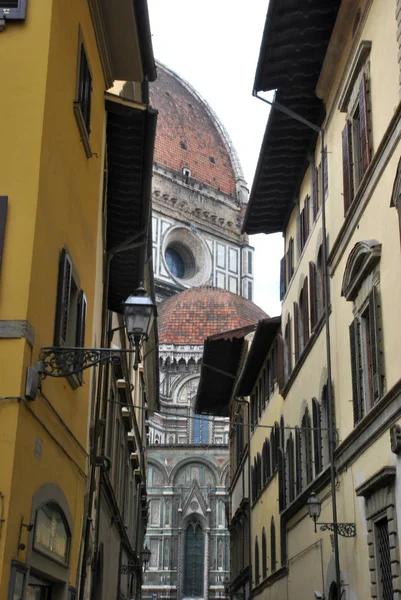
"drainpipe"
253,92,342,600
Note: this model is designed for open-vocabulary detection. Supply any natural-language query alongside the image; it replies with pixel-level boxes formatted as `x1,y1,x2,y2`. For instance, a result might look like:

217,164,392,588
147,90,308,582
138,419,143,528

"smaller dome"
158,286,267,345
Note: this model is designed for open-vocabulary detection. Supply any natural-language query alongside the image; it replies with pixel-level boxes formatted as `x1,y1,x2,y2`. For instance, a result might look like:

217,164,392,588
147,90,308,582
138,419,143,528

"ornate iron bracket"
38,347,134,379
318,522,356,537
120,561,140,575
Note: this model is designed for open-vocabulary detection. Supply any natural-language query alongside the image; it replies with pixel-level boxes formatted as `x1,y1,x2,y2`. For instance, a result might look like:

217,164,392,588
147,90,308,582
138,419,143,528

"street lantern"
307,492,322,530
141,545,151,571
122,285,157,370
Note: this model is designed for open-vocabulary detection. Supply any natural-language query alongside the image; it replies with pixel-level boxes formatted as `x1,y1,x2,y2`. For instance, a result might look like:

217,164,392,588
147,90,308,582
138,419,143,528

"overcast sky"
147,0,283,316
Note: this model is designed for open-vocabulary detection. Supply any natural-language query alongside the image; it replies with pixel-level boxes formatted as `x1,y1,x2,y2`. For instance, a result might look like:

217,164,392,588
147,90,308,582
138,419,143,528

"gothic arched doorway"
184,517,204,597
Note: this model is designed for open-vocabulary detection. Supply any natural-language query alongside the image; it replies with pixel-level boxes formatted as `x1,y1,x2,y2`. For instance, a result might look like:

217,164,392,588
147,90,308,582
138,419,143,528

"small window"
183,167,191,184
0,0,27,20
73,36,93,158
248,251,253,275
247,281,253,301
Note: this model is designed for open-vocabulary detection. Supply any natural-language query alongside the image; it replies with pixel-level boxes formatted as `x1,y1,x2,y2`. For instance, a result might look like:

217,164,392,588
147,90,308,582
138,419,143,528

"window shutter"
349,319,363,425
276,333,285,393
54,249,73,346
342,121,354,214
294,302,300,362
75,290,87,385
359,74,371,176
289,237,294,278
300,209,305,250
278,448,285,512
295,427,302,495
0,0,27,20
312,168,319,219
280,256,286,300
323,147,328,200
304,196,310,239
0,196,7,278
312,398,322,475
309,262,317,330
368,287,383,402
302,277,309,346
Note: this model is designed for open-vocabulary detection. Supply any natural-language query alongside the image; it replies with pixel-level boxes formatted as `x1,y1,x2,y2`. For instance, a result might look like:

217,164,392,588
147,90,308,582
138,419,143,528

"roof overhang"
195,324,257,417
235,317,281,397
89,0,156,88
105,93,157,314
243,0,341,235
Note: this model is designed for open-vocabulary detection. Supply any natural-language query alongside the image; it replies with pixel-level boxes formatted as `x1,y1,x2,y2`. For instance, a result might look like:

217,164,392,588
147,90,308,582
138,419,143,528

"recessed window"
73,34,93,158
164,243,195,280
165,247,185,278
34,503,70,565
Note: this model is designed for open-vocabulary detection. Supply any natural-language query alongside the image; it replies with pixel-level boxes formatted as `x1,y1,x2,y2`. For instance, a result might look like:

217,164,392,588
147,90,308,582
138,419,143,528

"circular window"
165,247,185,278
162,226,212,287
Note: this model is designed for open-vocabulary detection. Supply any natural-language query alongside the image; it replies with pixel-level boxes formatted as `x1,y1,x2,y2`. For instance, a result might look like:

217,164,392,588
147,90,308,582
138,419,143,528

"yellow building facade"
239,2,401,600
0,1,157,598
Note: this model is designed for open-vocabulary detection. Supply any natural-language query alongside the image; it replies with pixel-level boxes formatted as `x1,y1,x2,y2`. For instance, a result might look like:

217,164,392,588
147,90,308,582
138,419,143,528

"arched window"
184,518,204,597
257,453,262,494
284,316,292,381
280,415,285,450
262,528,268,579
270,428,276,472
299,278,309,349
301,408,313,486
34,502,71,565
251,465,256,503
270,517,276,573
254,537,260,585
286,434,295,504
312,398,323,476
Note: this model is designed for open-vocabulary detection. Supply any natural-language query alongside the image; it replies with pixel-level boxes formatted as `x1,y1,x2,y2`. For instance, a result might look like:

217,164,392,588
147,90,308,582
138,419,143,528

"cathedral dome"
158,286,267,345
150,62,243,198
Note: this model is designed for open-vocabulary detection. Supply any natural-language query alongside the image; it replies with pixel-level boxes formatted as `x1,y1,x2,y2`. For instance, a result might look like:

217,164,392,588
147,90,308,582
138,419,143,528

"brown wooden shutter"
295,427,302,495
276,334,285,393
368,286,383,402
312,168,319,220
302,277,309,345
0,196,8,278
54,249,73,346
300,209,305,250
359,74,371,176
349,319,363,425
342,121,354,214
293,302,300,362
309,262,317,330
280,256,286,300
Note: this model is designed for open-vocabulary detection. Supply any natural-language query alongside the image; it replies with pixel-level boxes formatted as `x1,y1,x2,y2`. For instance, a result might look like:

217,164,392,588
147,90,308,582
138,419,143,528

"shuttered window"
342,73,371,214
295,427,302,494
278,448,286,512
0,197,8,280
323,147,328,201
254,537,260,585
301,409,313,486
294,302,300,363
302,277,309,347
284,318,292,382
312,398,323,476
276,334,285,393
309,262,318,330
349,287,383,426
280,256,286,301
312,167,319,220
77,45,92,134
54,249,87,384
262,528,267,580
270,518,276,573
286,434,295,503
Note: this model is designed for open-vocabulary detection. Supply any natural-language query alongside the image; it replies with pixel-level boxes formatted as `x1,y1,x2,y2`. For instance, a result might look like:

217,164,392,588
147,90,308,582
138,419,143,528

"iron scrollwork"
120,561,139,575
319,522,356,537
39,347,133,379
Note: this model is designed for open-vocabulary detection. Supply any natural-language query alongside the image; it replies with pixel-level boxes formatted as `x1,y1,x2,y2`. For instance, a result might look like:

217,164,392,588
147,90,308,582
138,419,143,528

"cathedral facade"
142,63,264,600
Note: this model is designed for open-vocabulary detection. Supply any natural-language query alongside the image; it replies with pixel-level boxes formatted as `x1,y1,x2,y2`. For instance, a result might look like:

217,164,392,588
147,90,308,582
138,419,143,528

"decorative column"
177,528,183,600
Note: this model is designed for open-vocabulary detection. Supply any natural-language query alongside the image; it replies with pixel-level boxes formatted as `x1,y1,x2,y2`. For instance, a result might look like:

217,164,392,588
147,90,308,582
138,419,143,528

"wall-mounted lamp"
140,545,151,571
38,285,157,380
307,492,356,538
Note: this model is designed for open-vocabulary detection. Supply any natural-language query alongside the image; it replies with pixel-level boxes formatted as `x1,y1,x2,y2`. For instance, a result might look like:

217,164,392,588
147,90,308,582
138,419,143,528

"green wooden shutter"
359,74,371,176
54,249,73,346
342,121,354,214
349,318,363,425
368,287,383,402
